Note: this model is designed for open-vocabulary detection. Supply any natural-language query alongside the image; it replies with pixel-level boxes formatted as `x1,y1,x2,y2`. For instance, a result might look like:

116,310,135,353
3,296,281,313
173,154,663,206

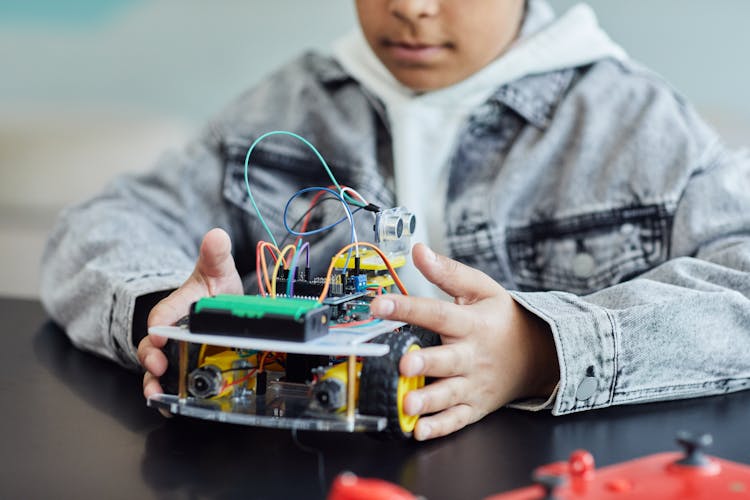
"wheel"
408,325,442,348
359,331,425,439
404,326,441,384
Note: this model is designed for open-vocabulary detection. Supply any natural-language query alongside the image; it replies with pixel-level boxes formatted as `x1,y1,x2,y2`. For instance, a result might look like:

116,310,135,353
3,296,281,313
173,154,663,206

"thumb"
148,228,242,328
196,227,242,290
411,243,501,302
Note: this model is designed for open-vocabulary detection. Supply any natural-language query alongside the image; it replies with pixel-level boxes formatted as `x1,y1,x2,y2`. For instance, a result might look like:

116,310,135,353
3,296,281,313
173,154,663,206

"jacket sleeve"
40,132,241,369
38,52,365,370
510,140,750,415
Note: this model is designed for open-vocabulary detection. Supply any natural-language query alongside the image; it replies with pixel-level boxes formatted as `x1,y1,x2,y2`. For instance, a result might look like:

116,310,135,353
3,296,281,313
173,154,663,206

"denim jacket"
40,51,750,416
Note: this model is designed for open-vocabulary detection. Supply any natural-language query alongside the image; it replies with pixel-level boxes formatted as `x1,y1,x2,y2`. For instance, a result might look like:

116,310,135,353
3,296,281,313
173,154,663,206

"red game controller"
485,432,750,499
328,471,420,500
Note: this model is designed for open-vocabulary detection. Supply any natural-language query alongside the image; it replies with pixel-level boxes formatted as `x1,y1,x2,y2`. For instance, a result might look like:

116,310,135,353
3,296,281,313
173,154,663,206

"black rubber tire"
359,331,422,440
408,325,442,348
160,339,202,395
403,325,441,384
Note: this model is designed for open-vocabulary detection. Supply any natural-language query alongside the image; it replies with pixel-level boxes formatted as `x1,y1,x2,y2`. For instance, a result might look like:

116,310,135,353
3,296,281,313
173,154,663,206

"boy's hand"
137,228,243,400
369,243,559,441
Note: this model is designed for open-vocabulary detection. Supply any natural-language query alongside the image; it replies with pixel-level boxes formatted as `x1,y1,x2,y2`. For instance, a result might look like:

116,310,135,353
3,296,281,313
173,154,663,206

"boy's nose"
389,0,440,22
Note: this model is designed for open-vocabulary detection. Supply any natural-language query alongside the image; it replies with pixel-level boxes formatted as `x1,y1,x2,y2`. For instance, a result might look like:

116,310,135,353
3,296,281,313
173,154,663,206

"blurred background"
2,0,749,298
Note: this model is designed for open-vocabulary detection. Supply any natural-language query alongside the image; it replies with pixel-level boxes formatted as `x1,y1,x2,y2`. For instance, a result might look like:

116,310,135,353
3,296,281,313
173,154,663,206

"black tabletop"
1,296,748,500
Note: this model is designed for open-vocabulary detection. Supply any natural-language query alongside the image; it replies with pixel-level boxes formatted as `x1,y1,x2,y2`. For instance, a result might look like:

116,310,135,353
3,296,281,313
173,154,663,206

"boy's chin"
391,70,460,93
386,61,482,93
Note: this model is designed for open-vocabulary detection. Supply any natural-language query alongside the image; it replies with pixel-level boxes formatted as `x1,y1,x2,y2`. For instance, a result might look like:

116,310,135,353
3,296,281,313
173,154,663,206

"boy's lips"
381,38,451,64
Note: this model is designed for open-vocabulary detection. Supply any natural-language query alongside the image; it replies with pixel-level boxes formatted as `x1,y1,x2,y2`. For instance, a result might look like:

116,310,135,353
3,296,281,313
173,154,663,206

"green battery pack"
189,294,331,342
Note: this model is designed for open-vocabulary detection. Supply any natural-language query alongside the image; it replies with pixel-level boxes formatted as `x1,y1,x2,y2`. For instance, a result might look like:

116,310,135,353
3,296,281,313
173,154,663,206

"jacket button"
576,377,598,401
572,253,595,278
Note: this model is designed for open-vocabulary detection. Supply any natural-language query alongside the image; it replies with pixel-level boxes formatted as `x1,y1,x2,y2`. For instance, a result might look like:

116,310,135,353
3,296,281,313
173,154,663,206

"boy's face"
355,0,526,92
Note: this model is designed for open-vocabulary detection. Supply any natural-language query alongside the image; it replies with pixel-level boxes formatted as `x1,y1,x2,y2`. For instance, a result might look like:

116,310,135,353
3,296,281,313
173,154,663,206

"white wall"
0,1,358,297
556,0,750,144
1,1,748,297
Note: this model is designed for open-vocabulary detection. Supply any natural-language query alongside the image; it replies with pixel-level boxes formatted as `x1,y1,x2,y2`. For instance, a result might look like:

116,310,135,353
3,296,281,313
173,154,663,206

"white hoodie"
333,1,627,297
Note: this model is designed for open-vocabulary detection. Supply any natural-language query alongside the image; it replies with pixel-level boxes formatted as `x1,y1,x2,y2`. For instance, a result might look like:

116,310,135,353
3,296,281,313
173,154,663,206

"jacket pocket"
221,139,337,236
506,204,673,294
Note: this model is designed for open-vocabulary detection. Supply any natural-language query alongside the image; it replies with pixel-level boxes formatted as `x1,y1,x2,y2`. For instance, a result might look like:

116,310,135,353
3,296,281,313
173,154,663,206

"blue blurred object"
350,275,367,294
0,0,140,26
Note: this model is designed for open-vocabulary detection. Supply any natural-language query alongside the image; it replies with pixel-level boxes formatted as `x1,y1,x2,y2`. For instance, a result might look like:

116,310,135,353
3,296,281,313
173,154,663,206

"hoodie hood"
332,1,628,297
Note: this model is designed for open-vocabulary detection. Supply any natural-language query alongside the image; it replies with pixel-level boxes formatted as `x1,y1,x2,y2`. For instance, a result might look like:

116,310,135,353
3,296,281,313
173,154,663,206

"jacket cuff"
110,270,190,369
508,290,618,415
507,382,560,411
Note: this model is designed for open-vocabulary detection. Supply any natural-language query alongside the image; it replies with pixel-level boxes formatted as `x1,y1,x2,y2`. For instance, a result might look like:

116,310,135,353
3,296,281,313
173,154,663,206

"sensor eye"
401,213,416,236
374,207,416,244
380,213,403,241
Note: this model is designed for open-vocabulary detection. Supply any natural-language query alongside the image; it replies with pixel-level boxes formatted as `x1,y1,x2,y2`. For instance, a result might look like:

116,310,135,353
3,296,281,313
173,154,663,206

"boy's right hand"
137,228,243,401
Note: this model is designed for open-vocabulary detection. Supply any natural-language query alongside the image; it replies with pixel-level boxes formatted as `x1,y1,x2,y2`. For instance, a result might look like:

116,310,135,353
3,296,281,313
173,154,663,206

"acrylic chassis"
147,319,407,433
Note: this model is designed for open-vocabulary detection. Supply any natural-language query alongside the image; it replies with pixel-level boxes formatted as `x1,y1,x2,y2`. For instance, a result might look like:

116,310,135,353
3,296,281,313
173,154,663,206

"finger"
145,348,168,377
137,336,150,365
147,332,168,349
403,376,468,416
197,228,243,294
147,228,242,329
411,243,501,301
138,337,168,377
137,335,157,365
137,334,167,364
141,346,173,418
413,404,476,441
400,343,474,377
143,375,173,418
143,372,164,399
147,280,205,328
369,295,473,339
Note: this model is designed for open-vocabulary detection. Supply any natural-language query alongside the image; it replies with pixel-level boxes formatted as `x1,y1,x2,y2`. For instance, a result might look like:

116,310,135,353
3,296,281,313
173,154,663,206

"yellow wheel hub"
396,344,425,433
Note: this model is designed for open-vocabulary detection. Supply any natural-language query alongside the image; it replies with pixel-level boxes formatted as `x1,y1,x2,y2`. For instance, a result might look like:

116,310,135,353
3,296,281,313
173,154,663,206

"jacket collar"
486,67,578,129
315,52,579,130
313,53,352,86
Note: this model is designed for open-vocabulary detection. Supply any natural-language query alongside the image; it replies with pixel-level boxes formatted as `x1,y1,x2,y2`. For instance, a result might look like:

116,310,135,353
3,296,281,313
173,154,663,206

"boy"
41,0,750,442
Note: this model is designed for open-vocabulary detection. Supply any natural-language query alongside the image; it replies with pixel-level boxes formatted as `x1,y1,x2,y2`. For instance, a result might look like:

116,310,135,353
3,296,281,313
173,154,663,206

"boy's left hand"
369,243,560,441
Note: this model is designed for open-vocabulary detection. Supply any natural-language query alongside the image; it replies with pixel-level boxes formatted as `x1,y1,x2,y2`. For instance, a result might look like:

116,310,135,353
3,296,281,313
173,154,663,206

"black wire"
291,426,327,498
278,196,339,248
278,196,364,248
